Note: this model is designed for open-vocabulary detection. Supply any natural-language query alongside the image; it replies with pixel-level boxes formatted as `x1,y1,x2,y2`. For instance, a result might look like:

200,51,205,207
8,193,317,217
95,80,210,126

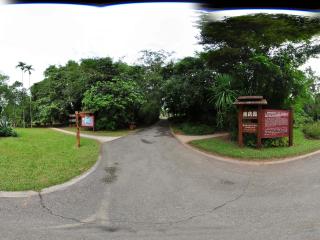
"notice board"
81,115,94,127
261,109,290,138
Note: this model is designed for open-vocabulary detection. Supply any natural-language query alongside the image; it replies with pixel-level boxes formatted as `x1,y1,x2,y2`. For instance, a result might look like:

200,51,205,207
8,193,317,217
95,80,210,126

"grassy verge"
190,129,320,160
171,122,215,135
61,127,135,137
0,128,100,191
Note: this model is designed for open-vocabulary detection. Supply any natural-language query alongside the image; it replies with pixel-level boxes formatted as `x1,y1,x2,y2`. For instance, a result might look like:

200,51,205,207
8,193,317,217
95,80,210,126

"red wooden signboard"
261,110,290,138
234,96,293,148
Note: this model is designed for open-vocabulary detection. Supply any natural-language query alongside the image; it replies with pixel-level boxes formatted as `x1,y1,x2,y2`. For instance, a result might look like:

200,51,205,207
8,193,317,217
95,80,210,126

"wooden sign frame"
235,96,293,148
74,111,95,148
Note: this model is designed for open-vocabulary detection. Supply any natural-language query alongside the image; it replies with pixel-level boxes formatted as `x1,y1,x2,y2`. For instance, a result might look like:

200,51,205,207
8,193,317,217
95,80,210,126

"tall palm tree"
24,65,34,128
16,61,26,128
208,74,238,129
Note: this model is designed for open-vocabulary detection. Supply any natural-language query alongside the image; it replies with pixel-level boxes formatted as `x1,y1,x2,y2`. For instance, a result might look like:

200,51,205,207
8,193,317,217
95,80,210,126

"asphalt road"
1,120,320,239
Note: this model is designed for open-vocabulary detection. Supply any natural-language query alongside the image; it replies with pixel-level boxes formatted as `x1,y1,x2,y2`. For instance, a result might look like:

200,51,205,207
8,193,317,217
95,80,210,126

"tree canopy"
198,13,320,109
1,13,320,131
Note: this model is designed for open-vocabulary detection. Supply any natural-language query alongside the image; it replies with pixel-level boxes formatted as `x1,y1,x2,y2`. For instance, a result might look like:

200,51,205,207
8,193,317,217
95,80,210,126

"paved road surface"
1,120,320,239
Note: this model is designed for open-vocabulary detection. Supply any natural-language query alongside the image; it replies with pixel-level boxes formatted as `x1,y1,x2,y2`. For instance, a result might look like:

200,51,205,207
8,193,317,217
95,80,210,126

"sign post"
257,105,262,148
73,111,95,148
289,109,293,147
234,96,267,148
238,105,244,147
234,96,293,148
75,111,80,148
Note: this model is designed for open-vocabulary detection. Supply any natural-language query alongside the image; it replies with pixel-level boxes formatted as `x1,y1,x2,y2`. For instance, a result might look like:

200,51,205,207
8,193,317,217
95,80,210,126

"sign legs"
257,106,262,149
289,109,293,147
75,111,80,148
238,106,244,147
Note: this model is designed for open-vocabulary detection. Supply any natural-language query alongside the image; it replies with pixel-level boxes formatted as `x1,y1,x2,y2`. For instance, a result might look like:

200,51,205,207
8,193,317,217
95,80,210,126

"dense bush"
303,121,320,139
0,118,17,137
82,78,146,130
137,100,160,125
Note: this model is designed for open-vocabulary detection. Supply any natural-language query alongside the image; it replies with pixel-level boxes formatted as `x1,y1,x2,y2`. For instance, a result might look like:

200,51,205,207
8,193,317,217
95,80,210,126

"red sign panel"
261,109,290,138
81,115,94,127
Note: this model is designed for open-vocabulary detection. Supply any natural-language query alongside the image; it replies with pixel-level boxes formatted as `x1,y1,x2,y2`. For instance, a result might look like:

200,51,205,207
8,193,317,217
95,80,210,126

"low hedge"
303,121,320,139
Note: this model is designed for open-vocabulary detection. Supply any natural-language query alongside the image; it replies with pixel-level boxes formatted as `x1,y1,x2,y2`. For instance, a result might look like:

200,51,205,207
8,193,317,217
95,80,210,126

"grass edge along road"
190,129,320,160
0,128,100,191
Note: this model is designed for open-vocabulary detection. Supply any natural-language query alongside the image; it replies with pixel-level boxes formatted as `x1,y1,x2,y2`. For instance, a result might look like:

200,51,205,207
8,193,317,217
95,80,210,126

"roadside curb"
170,127,320,166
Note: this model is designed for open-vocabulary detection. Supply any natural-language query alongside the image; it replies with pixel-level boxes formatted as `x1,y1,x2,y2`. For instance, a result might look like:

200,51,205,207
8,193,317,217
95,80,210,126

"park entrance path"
1,120,320,239
51,127,121,142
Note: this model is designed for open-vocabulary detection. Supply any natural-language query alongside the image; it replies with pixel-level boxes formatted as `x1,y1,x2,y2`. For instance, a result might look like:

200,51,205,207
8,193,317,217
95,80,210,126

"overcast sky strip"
0,3,319,87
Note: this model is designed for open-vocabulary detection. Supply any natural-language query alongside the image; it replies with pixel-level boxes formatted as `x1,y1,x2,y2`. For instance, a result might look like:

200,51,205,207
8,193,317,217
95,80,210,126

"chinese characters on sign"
243,111,258,118
242,111,258,133
242,123,257,133
261,110,290,138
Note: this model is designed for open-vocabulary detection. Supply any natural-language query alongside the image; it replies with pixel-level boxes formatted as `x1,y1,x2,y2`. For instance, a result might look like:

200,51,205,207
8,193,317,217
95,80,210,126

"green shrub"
173,122,215,135
0,118,17,137
294,111,313,128
263,137,288,147
95,116,117,130
243,133,288,148
303,121,320,139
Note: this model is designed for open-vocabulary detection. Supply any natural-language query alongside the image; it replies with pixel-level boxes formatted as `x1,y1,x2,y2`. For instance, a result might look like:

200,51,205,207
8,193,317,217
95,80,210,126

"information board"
81,115,94,127
242,123,257,133
261,110,290,138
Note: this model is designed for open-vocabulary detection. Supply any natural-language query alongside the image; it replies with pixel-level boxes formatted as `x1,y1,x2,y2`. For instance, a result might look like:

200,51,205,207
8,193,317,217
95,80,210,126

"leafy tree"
0,73,9,116
136,50,173,124
163,56,215,122
199,13,320,108
7,81,24,126
82,77,146,130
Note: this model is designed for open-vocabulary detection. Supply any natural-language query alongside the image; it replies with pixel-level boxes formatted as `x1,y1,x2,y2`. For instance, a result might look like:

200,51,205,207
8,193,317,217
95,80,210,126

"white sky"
0,3,319,88
0,3,202,87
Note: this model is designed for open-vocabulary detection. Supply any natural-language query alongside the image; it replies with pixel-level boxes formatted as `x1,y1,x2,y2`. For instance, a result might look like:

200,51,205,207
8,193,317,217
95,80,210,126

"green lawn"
61,127,134,137
0,128,100,191
190,129,320,160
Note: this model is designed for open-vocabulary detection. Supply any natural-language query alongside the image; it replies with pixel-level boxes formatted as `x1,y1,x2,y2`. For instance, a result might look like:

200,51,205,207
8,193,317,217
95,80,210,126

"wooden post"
257,105,262,149
238,105,244,147
75,111,80,148
93,115,95,132
289,109,293,147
